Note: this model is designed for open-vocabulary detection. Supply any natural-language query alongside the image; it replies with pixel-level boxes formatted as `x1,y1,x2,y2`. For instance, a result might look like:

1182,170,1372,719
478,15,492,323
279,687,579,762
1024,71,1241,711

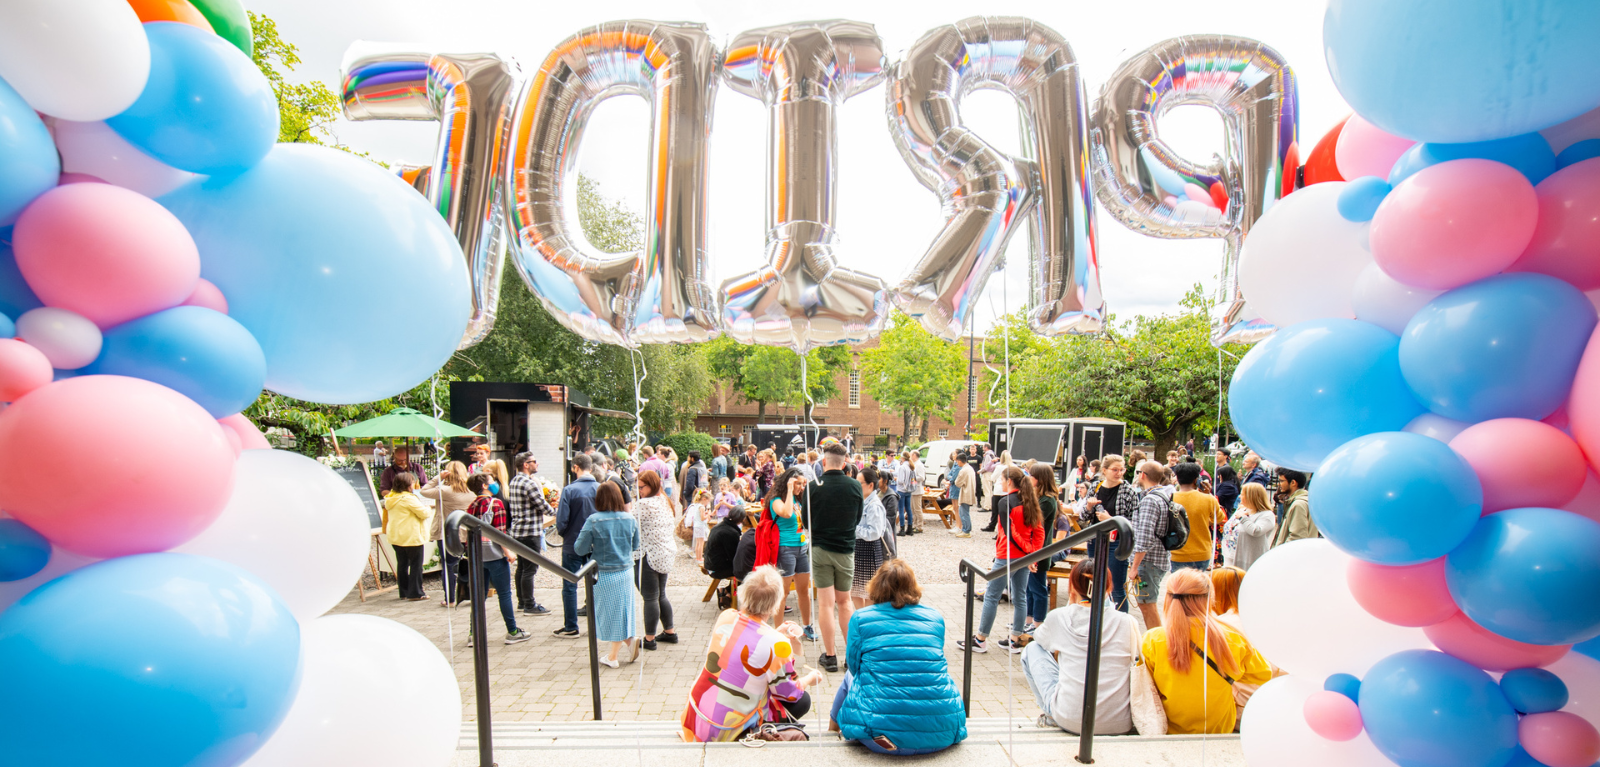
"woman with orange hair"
1140,568,1272,734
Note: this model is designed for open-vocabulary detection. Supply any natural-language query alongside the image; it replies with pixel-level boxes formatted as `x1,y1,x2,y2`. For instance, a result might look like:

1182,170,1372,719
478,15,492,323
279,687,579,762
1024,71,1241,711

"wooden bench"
922,495,958,529
700,565,737,609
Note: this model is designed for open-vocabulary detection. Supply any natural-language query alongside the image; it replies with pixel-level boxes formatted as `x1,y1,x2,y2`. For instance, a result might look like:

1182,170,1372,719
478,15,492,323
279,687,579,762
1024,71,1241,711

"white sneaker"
599,656,619,669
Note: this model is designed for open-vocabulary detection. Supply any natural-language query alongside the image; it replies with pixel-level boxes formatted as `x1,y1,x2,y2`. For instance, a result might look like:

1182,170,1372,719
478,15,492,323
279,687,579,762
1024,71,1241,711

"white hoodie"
1031,599,1136,735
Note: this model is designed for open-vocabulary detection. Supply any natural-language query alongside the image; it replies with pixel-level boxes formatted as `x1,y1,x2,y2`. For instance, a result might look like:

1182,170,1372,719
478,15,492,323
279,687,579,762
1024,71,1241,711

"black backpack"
1158,492,1190,551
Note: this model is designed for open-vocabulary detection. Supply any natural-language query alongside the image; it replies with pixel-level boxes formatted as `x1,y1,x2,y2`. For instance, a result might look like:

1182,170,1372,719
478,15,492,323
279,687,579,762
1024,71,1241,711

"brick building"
692,336,995,452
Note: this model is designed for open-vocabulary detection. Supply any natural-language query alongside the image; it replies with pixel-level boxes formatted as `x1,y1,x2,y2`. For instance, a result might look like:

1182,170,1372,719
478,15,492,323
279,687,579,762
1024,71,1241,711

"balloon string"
628,349,648,448
1002,263,1015,765
799,353,825,748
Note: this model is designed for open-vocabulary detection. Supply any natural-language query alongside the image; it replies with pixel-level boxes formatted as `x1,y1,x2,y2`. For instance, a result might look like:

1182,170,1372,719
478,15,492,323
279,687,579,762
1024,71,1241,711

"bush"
660,431,717,462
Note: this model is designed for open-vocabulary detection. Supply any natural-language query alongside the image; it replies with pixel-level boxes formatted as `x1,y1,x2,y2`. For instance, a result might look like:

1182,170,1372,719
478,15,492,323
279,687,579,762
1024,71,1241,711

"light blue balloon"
1325,0,1600,143
1229,319,1423,471
1577,635,1600,663
1502,746,1555,767
1400,274,1597,422
83,306,266,418
0,77,59,226
0,519,49,582
1387,133,1557,186
1324,672,1361,703
1555,139,1600,169
1359,650,1519,767
0,312,14,339
0,553,301,767
1141,147,1191,197
1498,668,1567,714
1312,432,1483,565
105,22,277,175
1336,175,1391,222
160,144,470,404
1446,507,1600,646
0,230,42,319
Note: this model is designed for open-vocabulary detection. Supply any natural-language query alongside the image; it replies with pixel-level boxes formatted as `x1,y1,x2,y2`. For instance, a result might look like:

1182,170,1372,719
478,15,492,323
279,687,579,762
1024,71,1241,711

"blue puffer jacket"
835,603,968,751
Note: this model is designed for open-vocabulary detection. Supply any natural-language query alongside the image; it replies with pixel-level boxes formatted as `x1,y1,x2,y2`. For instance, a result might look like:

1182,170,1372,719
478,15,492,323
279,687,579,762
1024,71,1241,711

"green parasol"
332,407,480,439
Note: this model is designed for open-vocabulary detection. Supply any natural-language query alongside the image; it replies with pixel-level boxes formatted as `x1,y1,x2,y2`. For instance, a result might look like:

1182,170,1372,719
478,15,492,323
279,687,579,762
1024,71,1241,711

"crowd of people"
378,433,1311,748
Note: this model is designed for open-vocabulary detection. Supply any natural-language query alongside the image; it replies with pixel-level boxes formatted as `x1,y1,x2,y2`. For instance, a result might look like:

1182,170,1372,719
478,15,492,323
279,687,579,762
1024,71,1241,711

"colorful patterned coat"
680,609,804,742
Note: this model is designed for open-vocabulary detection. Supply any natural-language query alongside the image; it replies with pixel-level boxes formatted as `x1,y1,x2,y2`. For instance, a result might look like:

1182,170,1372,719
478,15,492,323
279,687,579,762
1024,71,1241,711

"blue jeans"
958,503,972,533
979,558,1030,638
437,541,460,605
897,492,914,530
482,558,518,634
1088,539,1129,613
562,549,590,632
1027,566,1050,623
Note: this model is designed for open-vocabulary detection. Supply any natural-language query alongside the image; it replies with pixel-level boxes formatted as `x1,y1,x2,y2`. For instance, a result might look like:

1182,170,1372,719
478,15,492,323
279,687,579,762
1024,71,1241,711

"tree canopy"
705,338,850,421
248,12,340,145
859,311,968,441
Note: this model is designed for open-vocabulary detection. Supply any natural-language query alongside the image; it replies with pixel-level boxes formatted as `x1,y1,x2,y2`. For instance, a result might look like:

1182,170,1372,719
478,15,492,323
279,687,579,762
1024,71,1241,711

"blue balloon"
1312,432,1483,565
1230,319,1423,471
0,519,49,582
1360,649,1519,767
1400,274,1597,422
0,230,42,320
1324,0,1600,143
1503,746,1556,767
1576,635,1600,662
1337,176,1391,222
160,144,470,404
0,77,59,226
0,554,300,767
1556,139,1600,170
1324,672,1361,703
0,312,14,339
1388,134,1558,186
105,22,277,175
1499,668,1568,714
83,306,266,418
1447,507,1600,646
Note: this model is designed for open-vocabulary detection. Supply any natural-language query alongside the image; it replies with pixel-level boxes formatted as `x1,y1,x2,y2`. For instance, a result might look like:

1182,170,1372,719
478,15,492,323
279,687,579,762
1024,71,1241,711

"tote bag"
1128,622,1168,735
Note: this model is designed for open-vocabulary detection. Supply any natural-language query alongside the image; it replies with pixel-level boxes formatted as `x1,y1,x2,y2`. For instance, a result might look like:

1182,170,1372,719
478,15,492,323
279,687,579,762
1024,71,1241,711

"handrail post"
1076,530,1111,764
584,569,602,720
961,566,975,716
467,528,493,767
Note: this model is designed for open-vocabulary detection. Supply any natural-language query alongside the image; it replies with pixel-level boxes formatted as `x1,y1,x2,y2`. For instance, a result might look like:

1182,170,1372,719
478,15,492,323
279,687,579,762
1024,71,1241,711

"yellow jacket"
1141,623,1272,734
384,491,433,547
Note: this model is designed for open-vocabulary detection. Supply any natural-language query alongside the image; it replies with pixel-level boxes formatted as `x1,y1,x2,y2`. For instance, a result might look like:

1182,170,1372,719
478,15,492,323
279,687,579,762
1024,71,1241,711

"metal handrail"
446,510,603,767
958,515,1133,765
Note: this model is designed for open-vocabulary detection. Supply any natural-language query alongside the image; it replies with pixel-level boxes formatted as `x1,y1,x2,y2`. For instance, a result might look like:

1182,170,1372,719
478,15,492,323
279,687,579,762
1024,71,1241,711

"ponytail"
1004,465,1042,529
1162,569,1237,676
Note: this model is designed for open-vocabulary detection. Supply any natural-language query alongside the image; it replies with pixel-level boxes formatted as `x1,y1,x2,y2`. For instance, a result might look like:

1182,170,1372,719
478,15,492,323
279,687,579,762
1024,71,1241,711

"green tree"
704,339,849,422
860,311,967,441
1005,284,1243,457
249,12,341,145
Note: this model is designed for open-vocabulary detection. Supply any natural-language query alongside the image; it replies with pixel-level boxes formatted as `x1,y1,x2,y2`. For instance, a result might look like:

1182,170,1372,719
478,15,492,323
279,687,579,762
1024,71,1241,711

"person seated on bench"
704,506,746,581
830,559,967,755
1021,557,1136,735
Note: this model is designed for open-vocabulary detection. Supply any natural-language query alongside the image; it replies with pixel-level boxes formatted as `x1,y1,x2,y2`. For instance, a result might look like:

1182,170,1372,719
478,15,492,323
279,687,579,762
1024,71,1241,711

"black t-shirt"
1096,482,1123,517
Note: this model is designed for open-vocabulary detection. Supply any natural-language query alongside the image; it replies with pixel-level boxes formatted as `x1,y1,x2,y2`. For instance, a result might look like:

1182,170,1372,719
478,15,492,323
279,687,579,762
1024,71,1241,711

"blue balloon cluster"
1311,432,1483,565
1388,133,1557,186
1359,650,1519,767
84,306,265,418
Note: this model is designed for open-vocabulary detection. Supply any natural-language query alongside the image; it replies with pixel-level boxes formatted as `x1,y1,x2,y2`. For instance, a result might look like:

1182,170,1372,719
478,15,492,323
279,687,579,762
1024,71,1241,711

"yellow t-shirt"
1171,489,1226,564
1141,624,1272,734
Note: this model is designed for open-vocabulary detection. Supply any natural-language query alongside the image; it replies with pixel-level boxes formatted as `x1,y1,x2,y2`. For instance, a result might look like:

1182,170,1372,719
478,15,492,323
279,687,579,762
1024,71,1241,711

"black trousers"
639,564,673,636
393,544,425,599
514,534,542,609
984,496,1002,530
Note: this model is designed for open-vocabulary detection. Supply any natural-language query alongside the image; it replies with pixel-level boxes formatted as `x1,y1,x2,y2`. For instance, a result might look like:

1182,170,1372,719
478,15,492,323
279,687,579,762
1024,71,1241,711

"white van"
915,439,985,491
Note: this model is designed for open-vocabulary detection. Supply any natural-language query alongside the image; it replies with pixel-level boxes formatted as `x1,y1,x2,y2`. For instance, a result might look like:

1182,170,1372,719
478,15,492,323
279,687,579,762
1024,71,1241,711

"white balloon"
1239,183,1372,328
1547,652,1600,731
50,120,197,199
1403,412,1472,444
0,0,149,121
1351,262,1444,336
1239,539,1433,679
15,307,102,369
241,615,461,767
1241,676,1399,767
173,450,372,623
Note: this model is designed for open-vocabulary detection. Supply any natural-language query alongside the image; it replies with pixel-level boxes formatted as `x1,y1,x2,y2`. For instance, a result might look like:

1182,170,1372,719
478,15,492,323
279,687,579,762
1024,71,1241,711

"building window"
939,429,949,439
718,424,730,437
848,364,861,408
879,427,891,436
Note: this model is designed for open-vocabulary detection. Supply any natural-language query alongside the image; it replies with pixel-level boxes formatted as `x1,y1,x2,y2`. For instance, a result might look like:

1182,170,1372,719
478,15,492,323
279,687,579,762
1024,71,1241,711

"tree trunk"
757,400,766,421
919,413,931,442
902,410,912,445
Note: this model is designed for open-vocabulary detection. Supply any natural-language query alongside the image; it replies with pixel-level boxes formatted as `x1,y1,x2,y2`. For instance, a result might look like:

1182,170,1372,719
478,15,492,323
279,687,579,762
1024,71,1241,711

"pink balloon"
1303,690,1364,741
1370,159,1539,290
1450,418,1586,512
0,339,54,402
1335,115,1416,180
1348,558,1459,627
218,412,271,451
1545,404,1574,435
1509,159,1600,290
1424,612,1570,671
1521,712,1600,767
1568,328,1600,475
0,375,235,557
11,184,199,328
1184,182,1214,207
181,277,229,314
56,172,105,185
1562,471,1600,525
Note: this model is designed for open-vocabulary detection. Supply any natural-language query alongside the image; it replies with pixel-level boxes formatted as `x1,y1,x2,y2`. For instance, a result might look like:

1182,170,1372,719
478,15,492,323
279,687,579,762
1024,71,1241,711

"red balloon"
1208,181,1229,211
1302,116,1350,187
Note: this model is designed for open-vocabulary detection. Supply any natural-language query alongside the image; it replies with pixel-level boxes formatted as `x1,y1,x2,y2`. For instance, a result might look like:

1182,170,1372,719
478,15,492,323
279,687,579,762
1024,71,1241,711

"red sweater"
994,492,1045,560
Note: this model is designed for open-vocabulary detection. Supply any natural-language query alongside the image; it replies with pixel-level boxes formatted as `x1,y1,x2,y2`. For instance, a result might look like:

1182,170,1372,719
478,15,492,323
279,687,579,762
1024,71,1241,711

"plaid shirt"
1132,485,1172,571
506,473,550,538
469,494,507,531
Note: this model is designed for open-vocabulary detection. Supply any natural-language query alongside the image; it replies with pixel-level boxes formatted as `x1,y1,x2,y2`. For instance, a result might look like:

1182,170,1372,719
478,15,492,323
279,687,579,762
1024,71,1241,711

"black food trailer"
987,417,1126,482
448,381,633,482
747,423,851,456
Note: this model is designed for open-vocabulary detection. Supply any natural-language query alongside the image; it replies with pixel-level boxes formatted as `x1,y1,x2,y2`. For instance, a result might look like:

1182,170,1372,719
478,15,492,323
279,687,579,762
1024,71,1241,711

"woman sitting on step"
830,559,967,755
1021,557,1136,735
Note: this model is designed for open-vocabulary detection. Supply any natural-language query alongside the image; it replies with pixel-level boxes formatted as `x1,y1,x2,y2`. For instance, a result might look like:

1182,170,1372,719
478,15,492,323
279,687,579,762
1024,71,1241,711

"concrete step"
452,718,1244,766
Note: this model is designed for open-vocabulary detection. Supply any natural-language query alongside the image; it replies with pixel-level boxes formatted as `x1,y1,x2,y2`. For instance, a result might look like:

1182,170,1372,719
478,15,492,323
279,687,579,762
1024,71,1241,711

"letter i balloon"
0,3,465,767
1237,2,1600,767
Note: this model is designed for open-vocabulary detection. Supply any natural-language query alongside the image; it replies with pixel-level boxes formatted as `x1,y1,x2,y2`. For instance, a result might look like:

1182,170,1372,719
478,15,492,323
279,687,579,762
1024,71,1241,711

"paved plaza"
329,515,1122,724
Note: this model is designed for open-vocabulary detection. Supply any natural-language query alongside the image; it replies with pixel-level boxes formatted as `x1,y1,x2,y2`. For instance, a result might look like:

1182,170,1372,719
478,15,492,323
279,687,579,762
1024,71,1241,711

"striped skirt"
851,538,885,600
594,566,636,642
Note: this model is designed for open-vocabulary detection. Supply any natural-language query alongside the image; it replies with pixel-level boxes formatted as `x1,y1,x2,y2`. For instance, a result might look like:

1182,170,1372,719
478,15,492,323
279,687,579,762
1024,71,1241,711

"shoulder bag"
1128,621,1168,735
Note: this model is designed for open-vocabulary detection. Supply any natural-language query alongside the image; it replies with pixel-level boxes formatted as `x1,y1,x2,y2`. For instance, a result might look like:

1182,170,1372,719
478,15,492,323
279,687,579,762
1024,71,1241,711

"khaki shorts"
812,547,855,592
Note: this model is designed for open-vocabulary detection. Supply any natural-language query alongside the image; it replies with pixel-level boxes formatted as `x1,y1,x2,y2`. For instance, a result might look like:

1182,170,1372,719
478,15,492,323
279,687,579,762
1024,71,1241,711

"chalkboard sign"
335,460,384,532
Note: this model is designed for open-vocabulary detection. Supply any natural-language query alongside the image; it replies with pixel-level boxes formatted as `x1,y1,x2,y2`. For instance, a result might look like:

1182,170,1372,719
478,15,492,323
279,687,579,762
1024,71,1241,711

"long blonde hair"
483,459,510,493
440,461,469,493
1239,483,1271,513
1163,569,1238,676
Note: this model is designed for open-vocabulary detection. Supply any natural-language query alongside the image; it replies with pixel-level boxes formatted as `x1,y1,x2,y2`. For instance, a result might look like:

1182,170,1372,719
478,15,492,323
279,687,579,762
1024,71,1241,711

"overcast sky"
248,0,1348,330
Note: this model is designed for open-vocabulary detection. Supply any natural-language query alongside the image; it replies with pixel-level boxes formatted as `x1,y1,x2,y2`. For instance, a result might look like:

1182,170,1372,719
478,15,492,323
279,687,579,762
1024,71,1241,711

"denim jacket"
574,510,639,573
